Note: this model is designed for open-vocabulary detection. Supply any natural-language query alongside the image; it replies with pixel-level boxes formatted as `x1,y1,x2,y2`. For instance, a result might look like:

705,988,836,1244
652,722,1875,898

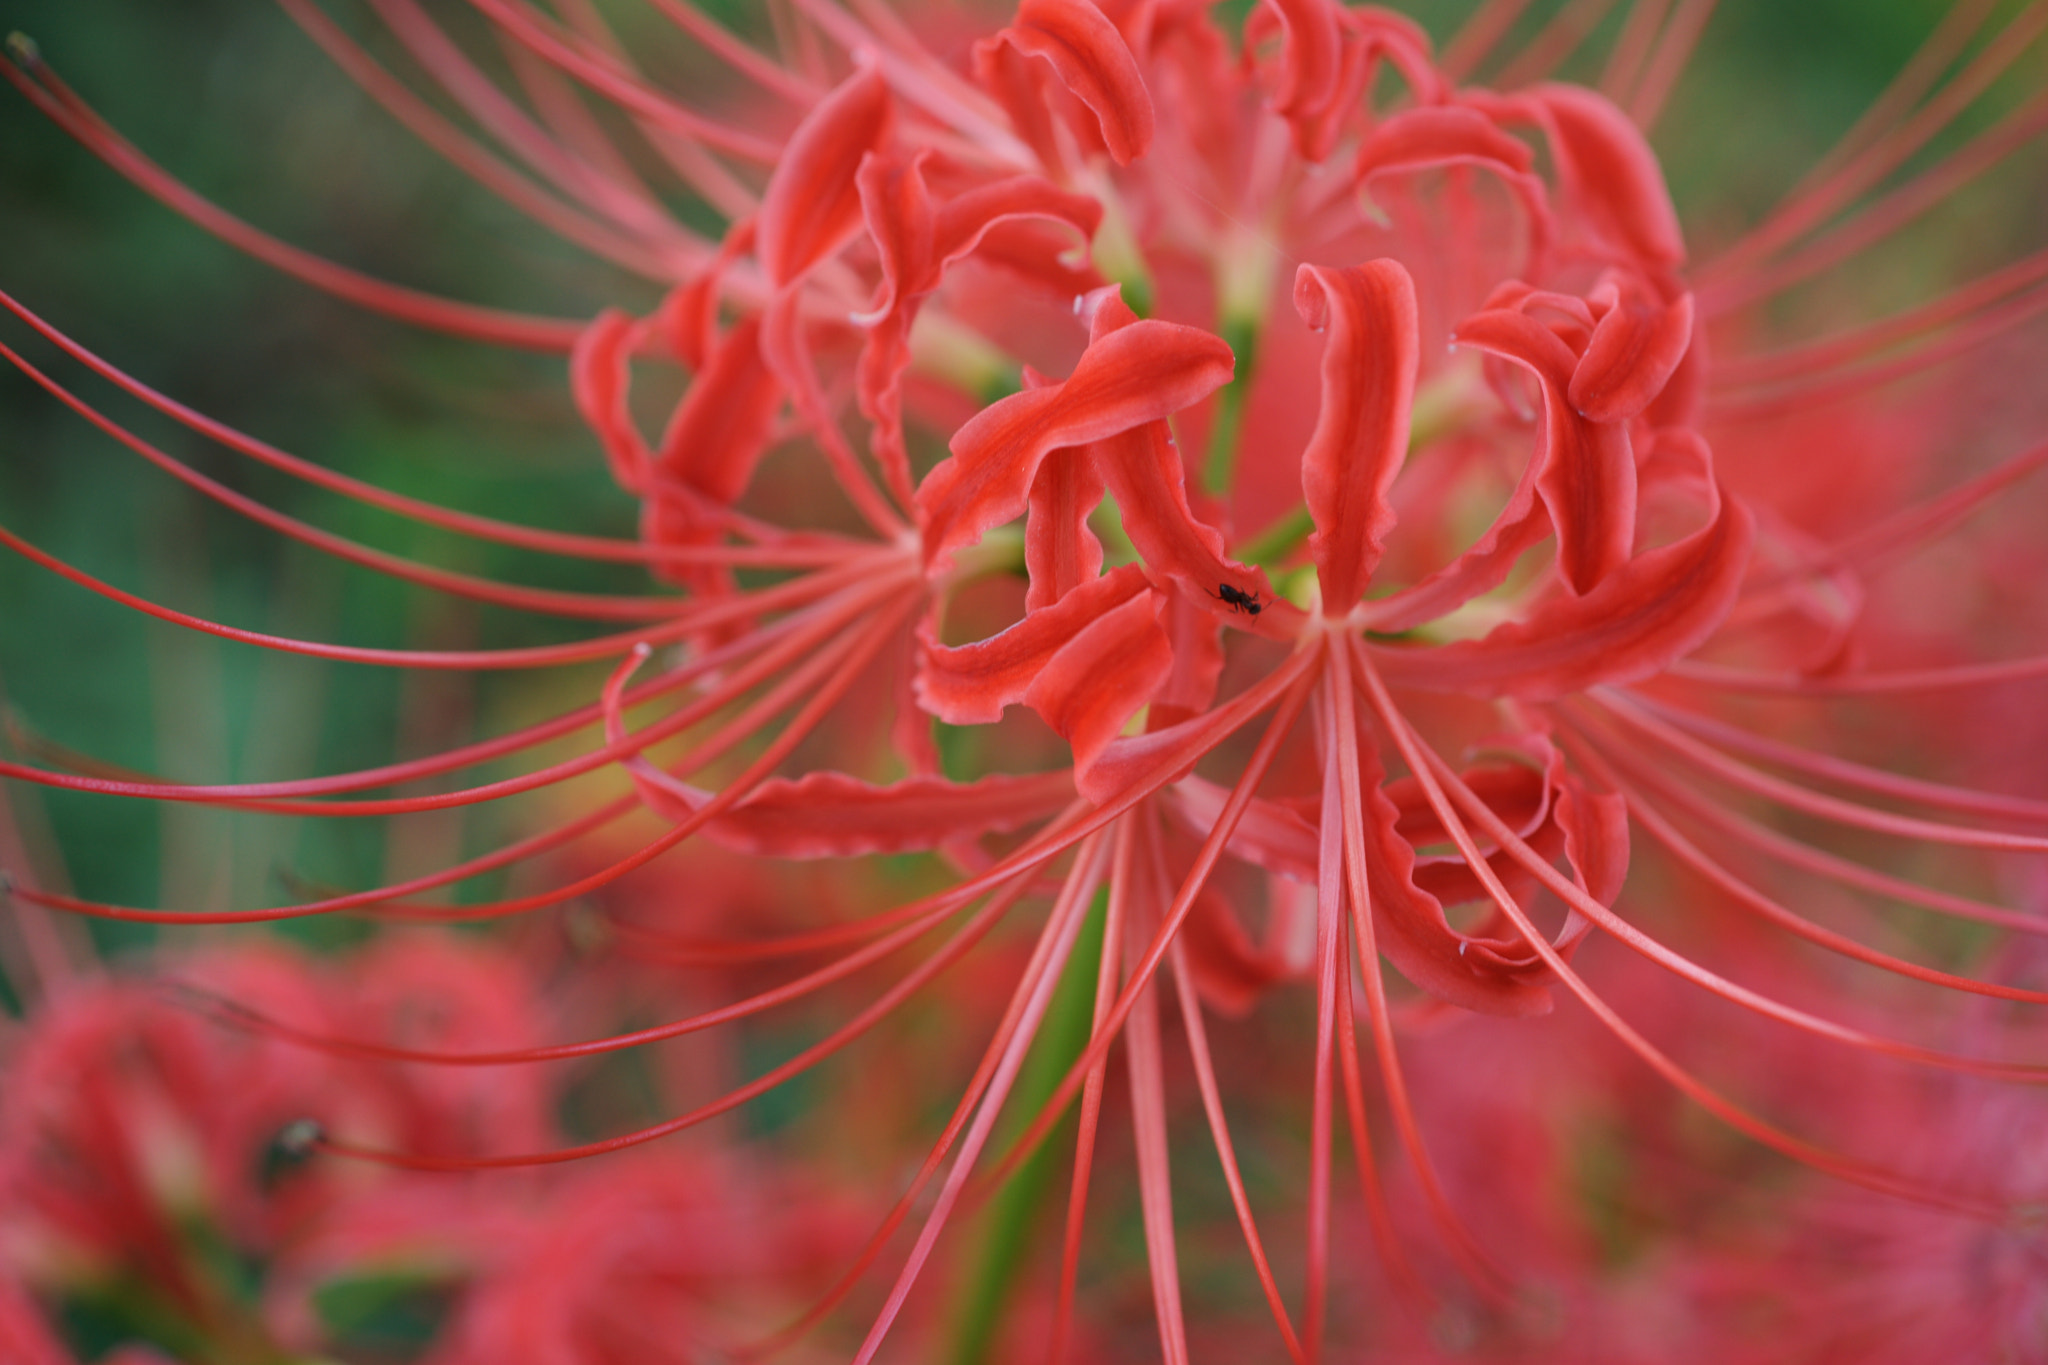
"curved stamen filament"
2,52,584,349
1357,650,2004,1218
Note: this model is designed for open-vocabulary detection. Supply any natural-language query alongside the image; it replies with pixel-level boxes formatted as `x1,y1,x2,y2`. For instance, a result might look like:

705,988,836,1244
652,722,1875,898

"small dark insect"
1214,582,1263,616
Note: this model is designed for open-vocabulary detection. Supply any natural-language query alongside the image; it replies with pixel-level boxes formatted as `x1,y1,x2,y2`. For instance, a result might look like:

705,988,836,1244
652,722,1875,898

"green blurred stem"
944,889,1108,1365
1201,314,1260,498
1238,504,1314,568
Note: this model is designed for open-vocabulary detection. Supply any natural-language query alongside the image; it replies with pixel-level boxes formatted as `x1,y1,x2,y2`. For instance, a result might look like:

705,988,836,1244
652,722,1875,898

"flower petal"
1352,105,1553,268
656,314,782,503
1259,0,1343,135
710,770,1076,857
982,0,1157,166
1295,259,1418,612
1487,84,1686,270
570,308,653,496
1023,587,1173,787
1372,433,1753,698
757,67,894,288
1024,448,1107,610
1353,737,1556,1017
917,320,1235,571
918,563,1152,724
857,155,1104,511
1569,281,1697,424
1454,304,1636,594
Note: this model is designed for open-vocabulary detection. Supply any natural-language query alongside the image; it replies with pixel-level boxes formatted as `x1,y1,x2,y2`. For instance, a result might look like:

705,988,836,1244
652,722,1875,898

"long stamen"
3,46,585,349
1357,650,2004,1218
1563,720,2048,1004
1329,637,1513,1302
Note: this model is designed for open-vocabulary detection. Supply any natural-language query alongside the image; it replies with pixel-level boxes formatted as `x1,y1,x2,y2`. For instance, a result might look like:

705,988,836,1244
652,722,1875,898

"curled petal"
1570,283,1696,423
757,68,894,287
855,151,938,329
1260,0,1343,132
1150,580,1228,724
710,770,1076,857
932,175,1104,275
917,321,1234,571
1023,588,1173,789
1353,105,1552,269
1509,84,1685,270
1024,450,1107,610
1094,421,1263,601
918,564,1152,724
1354,740,1556,1017
1371,437,1753,698
1455,305,1635,594
656,315,782,503
858,158,1104,509
570,309,653,496
1296,259,1417,612
987,0,1157,166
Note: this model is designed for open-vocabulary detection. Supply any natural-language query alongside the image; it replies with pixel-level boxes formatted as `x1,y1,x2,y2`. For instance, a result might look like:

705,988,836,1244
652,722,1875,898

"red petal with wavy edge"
974,35,1068,175
1149,580,1227,725
1246,3,1443,162
1259,0,1342,131
1024,587,1172,784
857,156,1103,510
1569,282,1696,424
656,314,782,502
918,563,1151,724
917,321,1235,571
1454,305,1635,595
710,770,1076,857
1557,779,1628,932
1352,106,1553,267
1077,288,1257,599
1529,84,1684,269
1389,762,1554,908
1359,484,1551,634
1296,260,1418,613
989,0,1157,166
658,219,756,373
857,152,937,329
1096,422,1263,597
1371,431,1753,699
757,68,893,288
1352,734,1556,1017
614,767,1075,857
570,309,652,496
1024,450,1107,610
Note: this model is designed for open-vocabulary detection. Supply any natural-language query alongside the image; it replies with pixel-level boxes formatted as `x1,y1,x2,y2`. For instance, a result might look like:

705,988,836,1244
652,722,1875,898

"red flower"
6,1,2048,1360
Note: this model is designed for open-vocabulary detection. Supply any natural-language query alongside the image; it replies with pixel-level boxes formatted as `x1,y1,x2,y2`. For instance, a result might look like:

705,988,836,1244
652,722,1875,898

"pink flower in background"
4,0,2048,1361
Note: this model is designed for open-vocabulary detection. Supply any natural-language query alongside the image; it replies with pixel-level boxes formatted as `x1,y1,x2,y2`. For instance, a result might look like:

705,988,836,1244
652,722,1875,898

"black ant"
1213,582,1264,617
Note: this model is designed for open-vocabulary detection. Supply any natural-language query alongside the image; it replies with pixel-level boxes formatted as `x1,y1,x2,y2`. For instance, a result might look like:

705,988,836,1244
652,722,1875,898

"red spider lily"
6,0,2048,1360
0,937,557,1360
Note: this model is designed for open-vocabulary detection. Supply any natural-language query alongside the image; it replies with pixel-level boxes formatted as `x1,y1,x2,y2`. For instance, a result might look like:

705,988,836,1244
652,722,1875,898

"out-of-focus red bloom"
6,0,2048,1360
0,936,553,1360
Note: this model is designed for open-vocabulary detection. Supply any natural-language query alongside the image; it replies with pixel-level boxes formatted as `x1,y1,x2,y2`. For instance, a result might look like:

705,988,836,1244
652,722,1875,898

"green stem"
1201,314,1260,498
1236,503,1314,568
944,889,1108,1365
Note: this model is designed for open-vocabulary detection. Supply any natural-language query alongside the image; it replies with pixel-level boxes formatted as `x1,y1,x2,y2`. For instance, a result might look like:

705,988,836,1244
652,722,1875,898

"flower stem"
1201,313,1260,498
